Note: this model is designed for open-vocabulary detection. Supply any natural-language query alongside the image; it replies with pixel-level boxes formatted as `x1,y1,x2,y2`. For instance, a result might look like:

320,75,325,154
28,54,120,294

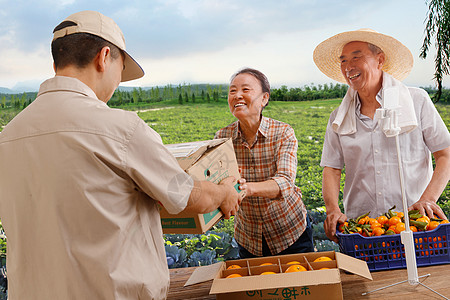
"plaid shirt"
215,116,307,256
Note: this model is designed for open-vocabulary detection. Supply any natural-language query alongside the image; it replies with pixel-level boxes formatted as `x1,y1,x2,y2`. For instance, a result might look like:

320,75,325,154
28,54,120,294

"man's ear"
96,46,111,72
377,52,386,70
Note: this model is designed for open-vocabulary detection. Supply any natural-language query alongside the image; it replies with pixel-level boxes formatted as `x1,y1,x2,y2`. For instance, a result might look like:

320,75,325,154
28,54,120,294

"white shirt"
321,86,450,219
0,76,193,299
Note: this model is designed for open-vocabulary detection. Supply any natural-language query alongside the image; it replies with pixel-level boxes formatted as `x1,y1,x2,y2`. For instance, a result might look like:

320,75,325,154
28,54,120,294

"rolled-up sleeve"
320,109,345,169
125,120,194,214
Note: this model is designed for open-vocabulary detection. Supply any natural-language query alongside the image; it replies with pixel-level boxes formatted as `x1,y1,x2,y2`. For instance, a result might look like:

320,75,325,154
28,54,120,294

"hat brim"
313,29,413,84
122,50,144,82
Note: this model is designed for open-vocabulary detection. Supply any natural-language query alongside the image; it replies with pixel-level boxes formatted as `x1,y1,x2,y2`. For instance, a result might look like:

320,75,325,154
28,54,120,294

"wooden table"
168,264,450,299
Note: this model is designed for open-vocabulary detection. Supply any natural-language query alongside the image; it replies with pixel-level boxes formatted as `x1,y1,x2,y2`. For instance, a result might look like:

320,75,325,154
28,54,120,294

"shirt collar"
37,76,104,105
233,115,269,141
355,89,383,119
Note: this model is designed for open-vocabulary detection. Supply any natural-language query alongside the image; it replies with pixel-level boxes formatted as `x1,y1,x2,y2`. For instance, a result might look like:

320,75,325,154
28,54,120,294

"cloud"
1,0,449,90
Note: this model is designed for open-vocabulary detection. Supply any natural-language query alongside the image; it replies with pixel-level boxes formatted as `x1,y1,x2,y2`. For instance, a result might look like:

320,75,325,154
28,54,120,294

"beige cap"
53,10,144,82
313,28,413,83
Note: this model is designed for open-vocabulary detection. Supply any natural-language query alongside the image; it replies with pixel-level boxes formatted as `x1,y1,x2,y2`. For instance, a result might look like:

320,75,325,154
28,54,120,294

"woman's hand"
237,178,251,197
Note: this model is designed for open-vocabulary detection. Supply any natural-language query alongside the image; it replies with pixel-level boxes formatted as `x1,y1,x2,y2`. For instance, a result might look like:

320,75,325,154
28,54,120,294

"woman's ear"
262,92,269,107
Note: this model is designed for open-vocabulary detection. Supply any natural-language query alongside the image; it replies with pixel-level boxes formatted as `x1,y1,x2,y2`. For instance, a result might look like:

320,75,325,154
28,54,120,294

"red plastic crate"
336,223,450,271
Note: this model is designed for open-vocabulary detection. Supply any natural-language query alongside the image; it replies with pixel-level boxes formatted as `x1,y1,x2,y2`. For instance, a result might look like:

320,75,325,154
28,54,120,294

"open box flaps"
165,138,228,171
335,252,372,280
185,251,372,289
184,262,223,287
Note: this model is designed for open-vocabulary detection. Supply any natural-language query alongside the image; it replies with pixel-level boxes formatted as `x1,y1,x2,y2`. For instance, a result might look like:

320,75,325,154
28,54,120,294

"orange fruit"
372,227,385,236
314,256,332,262
285,264,307,273
377,215,388,225
226,273,242,278
441,220,449,224
227,265,241,270
286,261,301,265
259,263,273,266
338,222,348,232
358,216,369,225
319,267,330,270
395,222,406,234
416,217,429,224
260,271,276,275
428,221,440,231
389,216,401,227
368,218,377,225
410,226,418,232
370,221,382,229
396,212,404,219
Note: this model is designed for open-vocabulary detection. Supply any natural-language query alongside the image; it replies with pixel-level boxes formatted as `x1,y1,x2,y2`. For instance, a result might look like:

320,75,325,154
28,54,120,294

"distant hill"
0,87,13,94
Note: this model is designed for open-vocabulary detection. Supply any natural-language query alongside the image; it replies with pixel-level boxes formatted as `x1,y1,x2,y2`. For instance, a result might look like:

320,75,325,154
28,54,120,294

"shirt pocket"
396,129,428,162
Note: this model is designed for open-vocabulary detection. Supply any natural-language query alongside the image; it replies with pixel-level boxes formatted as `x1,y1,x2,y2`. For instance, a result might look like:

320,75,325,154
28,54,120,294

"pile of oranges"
338,206,449,237
224,256,332,278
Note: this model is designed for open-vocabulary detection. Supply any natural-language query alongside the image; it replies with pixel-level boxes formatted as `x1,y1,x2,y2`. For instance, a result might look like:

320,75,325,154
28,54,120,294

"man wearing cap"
313,29,450,242
0,10,241,299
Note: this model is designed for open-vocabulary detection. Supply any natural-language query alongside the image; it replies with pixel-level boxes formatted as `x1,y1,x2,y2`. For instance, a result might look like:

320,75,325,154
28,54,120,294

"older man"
313,29,450,242
0,11,240,299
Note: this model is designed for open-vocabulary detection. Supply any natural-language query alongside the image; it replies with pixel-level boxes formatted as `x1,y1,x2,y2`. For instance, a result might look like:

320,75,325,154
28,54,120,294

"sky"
1,0,449,92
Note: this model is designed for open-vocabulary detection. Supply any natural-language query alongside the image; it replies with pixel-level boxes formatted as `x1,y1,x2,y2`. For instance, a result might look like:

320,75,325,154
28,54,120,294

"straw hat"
53,10,144,82
313,29,413,83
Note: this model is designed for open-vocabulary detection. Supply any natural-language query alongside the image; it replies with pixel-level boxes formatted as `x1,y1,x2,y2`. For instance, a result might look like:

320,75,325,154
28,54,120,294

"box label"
203,209,221,224
245,287,312,299
161,218,196,228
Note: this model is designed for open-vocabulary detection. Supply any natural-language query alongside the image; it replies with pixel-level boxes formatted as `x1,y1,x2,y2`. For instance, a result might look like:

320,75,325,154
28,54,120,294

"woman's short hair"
51,21,122,70
230,68,271,96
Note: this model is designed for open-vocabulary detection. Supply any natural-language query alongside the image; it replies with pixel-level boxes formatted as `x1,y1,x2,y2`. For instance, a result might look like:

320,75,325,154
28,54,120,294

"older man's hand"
324,208,348,243
409,197,447,220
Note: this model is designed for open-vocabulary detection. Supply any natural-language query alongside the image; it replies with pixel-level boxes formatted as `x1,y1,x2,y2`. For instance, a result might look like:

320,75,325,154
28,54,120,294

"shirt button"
375,149,379,153
378,192,382,195
377,171,381,174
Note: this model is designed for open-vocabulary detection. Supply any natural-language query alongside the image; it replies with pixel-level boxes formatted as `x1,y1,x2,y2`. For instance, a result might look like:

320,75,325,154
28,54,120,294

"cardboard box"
160,138,243,234
184,251,372,300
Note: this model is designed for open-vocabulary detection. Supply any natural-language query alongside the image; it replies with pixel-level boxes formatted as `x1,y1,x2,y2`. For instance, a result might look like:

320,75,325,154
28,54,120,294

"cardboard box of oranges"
159,138,244,234
184,251,372,300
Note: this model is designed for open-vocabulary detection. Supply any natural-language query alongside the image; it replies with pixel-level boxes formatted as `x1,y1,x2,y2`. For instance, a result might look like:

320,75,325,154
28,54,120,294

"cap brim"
122,50,144,82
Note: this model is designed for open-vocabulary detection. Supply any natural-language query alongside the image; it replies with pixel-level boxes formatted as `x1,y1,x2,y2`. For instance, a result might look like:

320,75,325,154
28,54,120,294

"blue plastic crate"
336,223,450,271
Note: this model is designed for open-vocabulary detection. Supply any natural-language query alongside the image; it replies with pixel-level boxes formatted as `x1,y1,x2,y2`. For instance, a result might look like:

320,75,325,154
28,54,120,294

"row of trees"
107,84,227,107
0,93,36,110
1,84,450,110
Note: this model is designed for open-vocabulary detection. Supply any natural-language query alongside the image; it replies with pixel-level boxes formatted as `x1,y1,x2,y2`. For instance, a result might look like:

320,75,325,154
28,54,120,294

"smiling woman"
214,67,314,259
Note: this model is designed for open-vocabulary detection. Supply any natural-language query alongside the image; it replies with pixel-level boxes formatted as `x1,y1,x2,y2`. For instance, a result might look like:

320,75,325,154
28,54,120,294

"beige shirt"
0,76,193,299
